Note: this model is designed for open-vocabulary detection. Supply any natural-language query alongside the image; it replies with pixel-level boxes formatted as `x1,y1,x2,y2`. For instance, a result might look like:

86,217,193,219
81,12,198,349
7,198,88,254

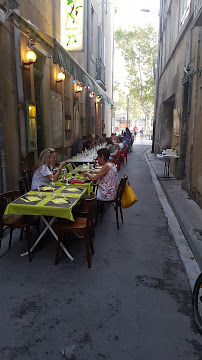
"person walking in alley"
140,127,144,140
133,125,138,140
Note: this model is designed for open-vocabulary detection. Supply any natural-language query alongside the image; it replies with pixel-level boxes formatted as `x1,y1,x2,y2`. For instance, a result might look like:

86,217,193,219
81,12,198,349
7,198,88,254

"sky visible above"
114,0,160,30
114,0,160,93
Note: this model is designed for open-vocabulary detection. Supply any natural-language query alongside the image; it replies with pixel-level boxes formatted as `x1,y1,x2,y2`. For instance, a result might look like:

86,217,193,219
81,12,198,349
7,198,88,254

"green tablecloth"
4,186,87,222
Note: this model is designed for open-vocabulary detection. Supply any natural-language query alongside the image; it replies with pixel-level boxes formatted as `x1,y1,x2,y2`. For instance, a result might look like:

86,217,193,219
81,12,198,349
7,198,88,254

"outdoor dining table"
156,154,179,177
56,178,94,196
66,157,95,163
4,184,88,261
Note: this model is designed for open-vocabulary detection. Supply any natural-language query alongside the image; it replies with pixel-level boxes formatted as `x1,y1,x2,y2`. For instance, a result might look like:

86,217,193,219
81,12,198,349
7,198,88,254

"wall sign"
173,108,180,136
60,0,84,51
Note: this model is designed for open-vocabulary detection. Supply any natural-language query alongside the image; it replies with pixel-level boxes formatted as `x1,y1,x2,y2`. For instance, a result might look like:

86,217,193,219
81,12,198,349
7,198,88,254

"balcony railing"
96,59,105,87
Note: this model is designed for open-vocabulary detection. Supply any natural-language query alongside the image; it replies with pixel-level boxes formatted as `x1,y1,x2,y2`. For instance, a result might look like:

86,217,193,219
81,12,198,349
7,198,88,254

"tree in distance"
115,24,158,135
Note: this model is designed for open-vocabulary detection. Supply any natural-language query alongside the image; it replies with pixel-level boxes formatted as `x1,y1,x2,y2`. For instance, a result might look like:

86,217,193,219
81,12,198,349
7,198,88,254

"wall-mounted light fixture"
57,72,65,82
89,92,94,99
22,50,37,66
76,84,83,93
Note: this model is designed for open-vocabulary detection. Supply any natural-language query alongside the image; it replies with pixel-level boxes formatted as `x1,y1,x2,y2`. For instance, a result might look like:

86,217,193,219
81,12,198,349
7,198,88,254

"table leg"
21,217,55,257
164,158,170,177
42,216,74,261
21,216,74,261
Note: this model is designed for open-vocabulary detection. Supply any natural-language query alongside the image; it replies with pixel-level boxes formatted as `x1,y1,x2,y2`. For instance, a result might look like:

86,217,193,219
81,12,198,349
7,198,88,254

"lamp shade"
57,72,65,81
25,50,37,64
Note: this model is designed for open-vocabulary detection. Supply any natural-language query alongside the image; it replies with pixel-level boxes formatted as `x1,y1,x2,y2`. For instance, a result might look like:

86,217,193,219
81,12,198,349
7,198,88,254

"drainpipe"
87,0,91,74
111,3,115,134
102,0,105,64
13,1,27,159
86,0,91,134
0,93,7,192
189,26,200,195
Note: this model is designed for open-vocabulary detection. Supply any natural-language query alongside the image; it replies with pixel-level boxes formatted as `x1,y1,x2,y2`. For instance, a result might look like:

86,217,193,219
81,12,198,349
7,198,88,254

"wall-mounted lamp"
96,96,101,103
76,84,83,93
89,92,94,99
22,50,37,66
57,72,65,82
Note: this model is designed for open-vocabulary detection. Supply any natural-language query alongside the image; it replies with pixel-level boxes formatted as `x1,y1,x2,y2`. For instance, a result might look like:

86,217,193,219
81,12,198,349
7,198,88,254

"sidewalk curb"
146,150,202,272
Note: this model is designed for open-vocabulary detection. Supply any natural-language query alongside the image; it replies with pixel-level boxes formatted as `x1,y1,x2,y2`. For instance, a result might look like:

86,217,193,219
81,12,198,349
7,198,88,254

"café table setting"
4,184,88,261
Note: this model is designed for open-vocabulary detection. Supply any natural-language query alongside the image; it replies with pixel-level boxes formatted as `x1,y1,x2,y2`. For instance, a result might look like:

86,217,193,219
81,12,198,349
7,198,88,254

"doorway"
34,56,44,155
162,96,175,149
180,81,189,180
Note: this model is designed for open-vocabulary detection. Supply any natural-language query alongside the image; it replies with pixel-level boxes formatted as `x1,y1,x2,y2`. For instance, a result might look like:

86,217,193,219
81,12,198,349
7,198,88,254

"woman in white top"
31,148,66,189
84,148,119,201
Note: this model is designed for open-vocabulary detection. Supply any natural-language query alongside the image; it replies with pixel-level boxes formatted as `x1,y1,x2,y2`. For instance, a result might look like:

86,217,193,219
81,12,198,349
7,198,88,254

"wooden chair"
23,169,33,190
76,192,96,238
55,194,96,268
0,190,32,261
18,177,30,195
96,174,128,230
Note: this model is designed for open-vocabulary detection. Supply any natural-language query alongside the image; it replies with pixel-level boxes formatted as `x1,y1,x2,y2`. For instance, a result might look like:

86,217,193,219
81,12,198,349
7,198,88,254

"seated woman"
109,142,120,161
106,137,116,161
31,148,66,189
84,148,119,201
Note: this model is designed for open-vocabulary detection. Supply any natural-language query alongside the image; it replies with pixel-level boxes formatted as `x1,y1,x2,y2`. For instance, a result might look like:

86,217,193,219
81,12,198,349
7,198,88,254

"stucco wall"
155,0,202,207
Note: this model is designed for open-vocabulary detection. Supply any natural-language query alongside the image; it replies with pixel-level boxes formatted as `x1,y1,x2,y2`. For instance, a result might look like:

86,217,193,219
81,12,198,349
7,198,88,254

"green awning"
11,10,54,53
53,40,113,105
11,11,113,106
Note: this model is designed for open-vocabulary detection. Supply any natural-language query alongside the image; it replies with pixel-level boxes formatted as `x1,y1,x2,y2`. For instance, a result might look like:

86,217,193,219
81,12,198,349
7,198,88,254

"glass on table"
37,186,42,199
50,178,57,198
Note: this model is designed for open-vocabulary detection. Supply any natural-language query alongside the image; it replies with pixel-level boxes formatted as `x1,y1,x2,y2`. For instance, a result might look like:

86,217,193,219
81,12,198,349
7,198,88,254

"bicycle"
192,273,202,333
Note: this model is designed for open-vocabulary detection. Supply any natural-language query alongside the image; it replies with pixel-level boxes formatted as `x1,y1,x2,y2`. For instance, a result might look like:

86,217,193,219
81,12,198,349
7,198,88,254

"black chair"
0,190,33,261
23,169,33,190
96,174,128,230
18,177,30,195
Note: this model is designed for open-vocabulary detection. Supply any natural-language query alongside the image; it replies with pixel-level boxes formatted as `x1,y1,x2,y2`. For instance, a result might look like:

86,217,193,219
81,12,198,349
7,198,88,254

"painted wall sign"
60,0,84,51
173,108,180,136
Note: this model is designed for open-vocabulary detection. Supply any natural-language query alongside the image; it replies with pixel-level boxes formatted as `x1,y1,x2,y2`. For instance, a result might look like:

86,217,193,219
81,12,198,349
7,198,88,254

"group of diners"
31,128,133,202
31,147,119,202
72,127,133,157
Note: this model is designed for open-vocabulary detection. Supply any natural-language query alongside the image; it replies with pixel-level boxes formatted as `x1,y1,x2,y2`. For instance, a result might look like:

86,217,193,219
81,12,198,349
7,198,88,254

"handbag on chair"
121,181,138,208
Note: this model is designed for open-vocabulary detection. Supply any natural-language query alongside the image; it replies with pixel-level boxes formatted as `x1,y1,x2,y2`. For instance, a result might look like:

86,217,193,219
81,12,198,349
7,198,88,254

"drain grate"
140,276,159,287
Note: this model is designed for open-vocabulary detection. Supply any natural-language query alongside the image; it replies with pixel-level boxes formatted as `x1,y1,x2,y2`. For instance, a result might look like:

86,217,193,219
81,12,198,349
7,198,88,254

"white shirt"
119,142,124,150
31,165,52,189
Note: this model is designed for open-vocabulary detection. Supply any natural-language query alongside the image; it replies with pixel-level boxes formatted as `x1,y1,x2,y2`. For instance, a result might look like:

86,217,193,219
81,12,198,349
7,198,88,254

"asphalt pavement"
0,141,202,360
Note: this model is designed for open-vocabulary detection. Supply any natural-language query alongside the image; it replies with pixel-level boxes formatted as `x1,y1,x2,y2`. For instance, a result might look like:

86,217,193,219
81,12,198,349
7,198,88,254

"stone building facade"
154,0,202,207
0,0,114,191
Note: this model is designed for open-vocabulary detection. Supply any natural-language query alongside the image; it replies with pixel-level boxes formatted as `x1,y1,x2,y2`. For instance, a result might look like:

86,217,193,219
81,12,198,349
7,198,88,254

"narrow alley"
1,141,202,360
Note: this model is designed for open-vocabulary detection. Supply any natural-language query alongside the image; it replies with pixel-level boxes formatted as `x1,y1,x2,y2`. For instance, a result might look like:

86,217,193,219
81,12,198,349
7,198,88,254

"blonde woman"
31,148,66,189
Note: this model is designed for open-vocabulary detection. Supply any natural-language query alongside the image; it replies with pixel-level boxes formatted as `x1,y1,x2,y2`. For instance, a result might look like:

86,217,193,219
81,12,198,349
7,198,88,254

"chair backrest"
116,174,128,203
18,177,30,195
84,192,96,227
67,163,73,173
23,169,33,189
0,190,21,225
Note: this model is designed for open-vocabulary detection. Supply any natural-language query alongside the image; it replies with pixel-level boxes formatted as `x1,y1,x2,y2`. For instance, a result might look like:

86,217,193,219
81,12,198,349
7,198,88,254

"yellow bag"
121,182,138,208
